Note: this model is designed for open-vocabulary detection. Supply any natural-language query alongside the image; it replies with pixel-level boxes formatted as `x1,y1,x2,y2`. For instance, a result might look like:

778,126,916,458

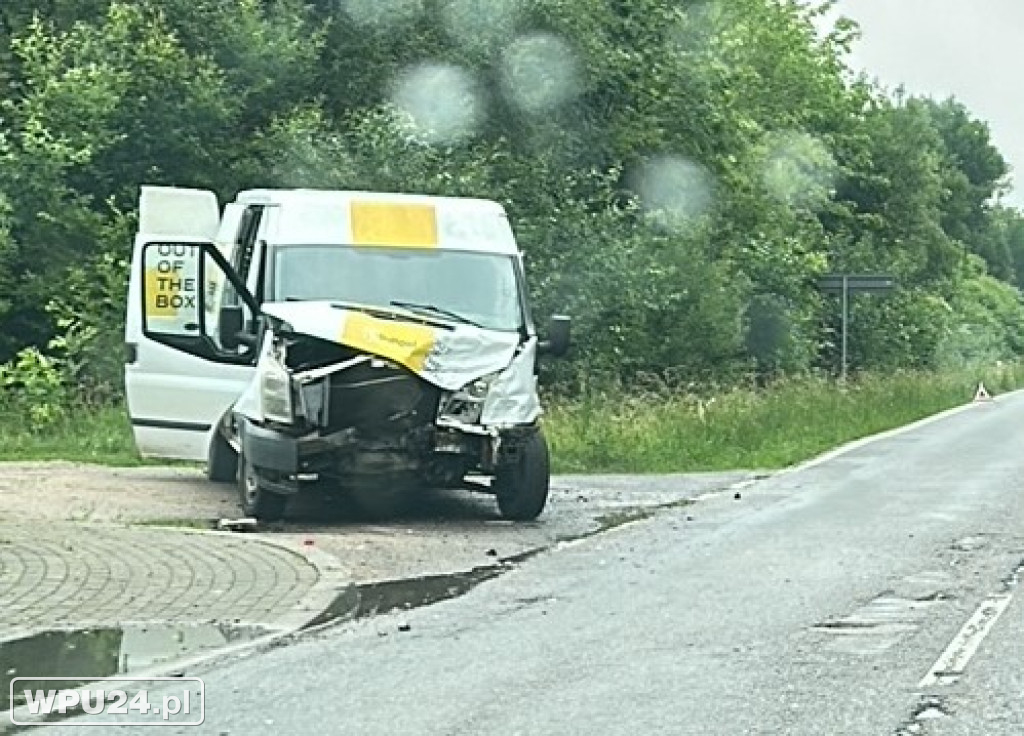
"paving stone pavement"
0,523,323,639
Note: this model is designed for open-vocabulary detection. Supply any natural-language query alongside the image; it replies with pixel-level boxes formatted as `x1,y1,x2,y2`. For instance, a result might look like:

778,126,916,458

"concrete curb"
0,522,323,644
165,526,351,631
1,527,354,733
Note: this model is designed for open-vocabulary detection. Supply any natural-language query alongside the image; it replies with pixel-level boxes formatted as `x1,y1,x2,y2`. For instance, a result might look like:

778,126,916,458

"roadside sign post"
816,273,896,381
842,274,848,383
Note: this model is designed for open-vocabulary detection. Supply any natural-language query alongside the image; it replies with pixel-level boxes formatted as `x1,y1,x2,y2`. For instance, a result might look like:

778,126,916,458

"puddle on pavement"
595,508,655,530
304,548,544,630
305,567,505,628
1,623,269,710
594,497,696,534
302,498,700,632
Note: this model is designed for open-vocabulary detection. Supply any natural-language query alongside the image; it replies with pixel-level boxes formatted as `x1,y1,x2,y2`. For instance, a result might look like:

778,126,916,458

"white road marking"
918,590,1016,688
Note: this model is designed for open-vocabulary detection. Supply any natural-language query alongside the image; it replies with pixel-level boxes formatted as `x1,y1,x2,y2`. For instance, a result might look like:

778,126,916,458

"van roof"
235,189,519,255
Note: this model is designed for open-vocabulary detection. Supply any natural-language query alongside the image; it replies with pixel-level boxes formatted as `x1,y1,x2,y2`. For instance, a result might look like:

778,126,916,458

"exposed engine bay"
252,334,530,494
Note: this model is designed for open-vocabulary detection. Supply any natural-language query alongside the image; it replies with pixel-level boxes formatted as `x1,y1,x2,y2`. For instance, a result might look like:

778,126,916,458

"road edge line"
776,388,1024,479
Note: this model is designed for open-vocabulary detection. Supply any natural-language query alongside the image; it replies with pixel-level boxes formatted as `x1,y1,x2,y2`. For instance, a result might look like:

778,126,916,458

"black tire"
495,429,550,521
237,451,288,521
206,430,238,483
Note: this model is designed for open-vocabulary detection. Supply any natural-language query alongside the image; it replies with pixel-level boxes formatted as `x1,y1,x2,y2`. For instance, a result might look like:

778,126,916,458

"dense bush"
1,0,1023,426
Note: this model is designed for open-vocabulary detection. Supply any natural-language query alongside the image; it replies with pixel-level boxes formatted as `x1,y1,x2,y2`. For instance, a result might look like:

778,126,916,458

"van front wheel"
238,452,287,521
494,429,550,521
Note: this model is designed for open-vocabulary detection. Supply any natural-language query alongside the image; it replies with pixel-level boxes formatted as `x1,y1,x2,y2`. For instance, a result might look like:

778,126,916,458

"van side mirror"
539,315,571,357
219,305,259,351
219,305,244,350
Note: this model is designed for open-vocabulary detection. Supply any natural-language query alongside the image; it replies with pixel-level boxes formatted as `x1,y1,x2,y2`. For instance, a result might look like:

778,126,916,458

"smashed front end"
236,320,541,496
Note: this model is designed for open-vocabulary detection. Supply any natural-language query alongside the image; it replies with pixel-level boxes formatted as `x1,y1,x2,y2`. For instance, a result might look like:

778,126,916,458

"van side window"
216,205,264,347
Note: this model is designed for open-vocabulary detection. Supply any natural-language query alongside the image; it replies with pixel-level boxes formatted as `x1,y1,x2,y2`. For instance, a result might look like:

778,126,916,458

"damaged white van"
124,187,569,521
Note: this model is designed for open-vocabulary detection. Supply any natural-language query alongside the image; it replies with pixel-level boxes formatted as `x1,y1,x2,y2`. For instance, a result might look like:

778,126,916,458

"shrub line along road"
5,392,1024,734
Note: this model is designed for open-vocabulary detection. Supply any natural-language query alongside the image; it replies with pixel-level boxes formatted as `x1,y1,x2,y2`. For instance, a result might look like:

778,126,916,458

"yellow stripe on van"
339,312,437,372
350,202,438,247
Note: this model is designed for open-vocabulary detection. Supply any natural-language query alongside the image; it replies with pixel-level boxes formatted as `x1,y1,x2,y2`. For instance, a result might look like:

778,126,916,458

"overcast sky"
821,0,1024,207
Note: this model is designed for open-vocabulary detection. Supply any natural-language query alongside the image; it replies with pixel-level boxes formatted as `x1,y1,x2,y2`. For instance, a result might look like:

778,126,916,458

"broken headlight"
261,342,294,424
438,373,499,425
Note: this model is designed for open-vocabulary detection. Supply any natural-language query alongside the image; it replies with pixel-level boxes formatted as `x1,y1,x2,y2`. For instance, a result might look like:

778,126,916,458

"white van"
124,187,569,521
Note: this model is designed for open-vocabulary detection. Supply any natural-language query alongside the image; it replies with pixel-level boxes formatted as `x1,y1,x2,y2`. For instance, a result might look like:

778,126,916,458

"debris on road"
217,517,259,532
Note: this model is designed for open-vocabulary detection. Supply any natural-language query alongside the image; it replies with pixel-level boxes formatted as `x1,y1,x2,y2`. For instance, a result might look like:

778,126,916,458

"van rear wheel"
494,429,550,521
238,451,287,521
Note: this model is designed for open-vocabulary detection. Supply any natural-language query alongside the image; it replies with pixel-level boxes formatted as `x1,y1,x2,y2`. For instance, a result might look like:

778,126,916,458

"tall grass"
0,405,145,465
545,365,1024,473
1,365,1022,472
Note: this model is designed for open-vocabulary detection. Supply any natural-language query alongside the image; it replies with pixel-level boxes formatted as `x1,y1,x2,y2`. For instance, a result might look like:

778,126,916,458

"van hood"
262,301,522,391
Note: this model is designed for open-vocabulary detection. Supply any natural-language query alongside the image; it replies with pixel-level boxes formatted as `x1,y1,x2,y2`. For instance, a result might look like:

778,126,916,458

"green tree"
2,0,1023,398
922,98,1011,277
0,0,321,363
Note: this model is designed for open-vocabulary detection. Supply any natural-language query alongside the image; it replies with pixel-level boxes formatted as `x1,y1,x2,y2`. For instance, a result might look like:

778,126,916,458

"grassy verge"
0,405,146,465
0,365,1021,472
545,364,1024,473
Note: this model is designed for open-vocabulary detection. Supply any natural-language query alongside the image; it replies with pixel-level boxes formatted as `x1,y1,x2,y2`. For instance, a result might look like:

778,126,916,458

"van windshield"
270,245,525,332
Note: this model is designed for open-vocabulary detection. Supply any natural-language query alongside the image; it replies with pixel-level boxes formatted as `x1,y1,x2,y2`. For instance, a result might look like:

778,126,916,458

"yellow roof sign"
350,202,438,248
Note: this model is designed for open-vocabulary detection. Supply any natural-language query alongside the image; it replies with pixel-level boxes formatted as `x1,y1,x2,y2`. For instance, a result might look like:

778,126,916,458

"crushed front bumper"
238,416,539,489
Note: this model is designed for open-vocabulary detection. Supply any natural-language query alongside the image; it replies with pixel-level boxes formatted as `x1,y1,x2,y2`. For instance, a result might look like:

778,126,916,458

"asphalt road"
25,392,1024,735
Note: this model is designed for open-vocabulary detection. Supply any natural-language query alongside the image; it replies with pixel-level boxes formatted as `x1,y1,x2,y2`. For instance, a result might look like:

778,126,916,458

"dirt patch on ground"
0,461,235,523
0,461,758,582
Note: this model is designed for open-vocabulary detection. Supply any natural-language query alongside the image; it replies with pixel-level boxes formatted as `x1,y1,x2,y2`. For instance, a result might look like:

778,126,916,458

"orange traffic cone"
973,382,992,402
